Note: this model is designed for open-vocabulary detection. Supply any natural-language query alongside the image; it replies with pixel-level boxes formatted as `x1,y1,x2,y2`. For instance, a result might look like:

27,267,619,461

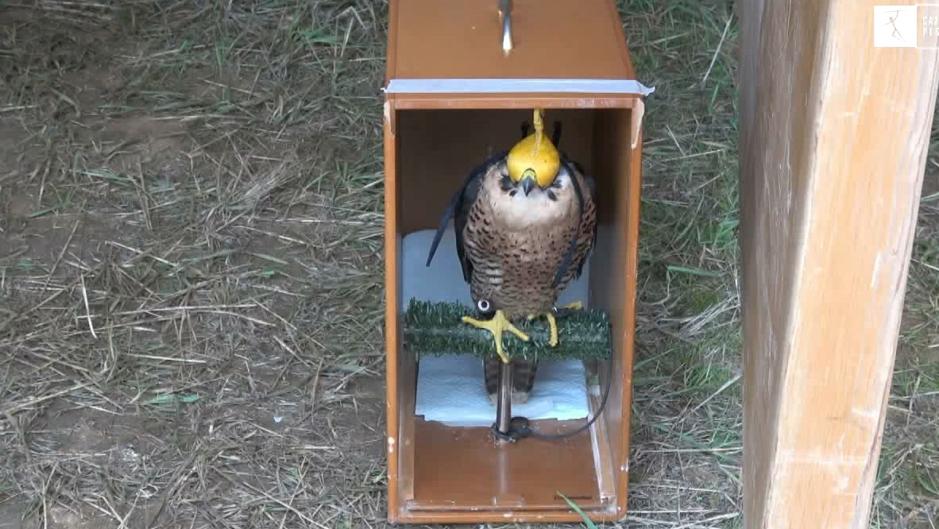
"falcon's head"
505,109,560,196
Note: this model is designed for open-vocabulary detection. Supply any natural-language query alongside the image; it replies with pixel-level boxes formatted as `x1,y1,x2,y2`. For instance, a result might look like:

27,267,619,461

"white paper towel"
402,226,591,426
414,354,590,426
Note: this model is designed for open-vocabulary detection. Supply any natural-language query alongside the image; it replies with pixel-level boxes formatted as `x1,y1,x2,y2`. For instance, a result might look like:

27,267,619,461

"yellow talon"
462,310,530,364
545,312,559,347
543,301,583,347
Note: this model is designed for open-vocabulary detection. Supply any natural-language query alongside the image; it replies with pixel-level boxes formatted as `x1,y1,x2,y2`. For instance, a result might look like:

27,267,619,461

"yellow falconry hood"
507,109,560,188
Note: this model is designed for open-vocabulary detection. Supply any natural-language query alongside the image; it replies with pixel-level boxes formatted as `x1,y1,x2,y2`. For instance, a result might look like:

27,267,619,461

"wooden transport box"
382,0,649,523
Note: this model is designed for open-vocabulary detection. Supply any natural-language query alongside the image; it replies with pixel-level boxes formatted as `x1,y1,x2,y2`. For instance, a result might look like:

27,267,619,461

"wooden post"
739,1,939,528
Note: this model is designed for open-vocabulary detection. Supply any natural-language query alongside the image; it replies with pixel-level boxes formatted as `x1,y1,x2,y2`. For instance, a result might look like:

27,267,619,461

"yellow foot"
545,312,559,347
462,310,530,363
544,301,584,347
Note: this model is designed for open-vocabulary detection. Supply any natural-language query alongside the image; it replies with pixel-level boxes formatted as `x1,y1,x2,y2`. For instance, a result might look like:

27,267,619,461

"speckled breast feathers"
458,160,596,318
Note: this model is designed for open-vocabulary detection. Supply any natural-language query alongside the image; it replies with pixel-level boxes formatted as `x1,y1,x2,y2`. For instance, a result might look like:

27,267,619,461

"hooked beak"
522,176,535,196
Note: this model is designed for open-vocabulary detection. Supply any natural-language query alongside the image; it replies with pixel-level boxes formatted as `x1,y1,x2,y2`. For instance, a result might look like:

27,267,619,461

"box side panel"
395,343,417,512
588,108,638,518
388,102,419,518
383,100,402,521
619,113,641,515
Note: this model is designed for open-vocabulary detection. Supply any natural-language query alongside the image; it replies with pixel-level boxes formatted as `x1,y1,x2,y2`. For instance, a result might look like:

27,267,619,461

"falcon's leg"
461,310,529,363
545,312,559,347
542,301,584,347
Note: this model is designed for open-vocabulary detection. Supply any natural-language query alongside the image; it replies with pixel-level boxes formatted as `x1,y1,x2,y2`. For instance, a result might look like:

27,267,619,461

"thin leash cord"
527,352,614,440
494,352,614,442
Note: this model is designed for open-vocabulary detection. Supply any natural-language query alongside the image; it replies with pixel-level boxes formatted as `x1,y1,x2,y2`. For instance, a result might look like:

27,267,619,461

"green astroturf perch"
403,299,611,362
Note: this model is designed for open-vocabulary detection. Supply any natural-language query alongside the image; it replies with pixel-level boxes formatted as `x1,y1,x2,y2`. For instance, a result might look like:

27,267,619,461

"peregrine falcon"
427,109,597,402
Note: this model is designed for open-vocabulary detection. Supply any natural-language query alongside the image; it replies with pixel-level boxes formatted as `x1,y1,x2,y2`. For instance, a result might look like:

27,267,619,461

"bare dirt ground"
0,2,935,529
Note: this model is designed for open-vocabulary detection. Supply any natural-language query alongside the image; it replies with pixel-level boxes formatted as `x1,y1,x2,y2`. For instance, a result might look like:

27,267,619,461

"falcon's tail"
484,358,538,404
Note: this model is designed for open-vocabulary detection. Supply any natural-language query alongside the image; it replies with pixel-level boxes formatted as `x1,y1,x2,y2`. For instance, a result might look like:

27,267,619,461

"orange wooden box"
382,0,647,523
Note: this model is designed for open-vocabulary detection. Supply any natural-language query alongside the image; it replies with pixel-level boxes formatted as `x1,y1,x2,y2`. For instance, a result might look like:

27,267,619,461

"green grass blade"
557,492,599,529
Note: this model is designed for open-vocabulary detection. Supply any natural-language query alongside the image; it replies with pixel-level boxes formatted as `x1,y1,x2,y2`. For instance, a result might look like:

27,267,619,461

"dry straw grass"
0,1,935,528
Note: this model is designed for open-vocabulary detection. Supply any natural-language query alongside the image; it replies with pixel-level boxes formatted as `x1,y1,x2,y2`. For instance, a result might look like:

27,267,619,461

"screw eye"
476,299,494,316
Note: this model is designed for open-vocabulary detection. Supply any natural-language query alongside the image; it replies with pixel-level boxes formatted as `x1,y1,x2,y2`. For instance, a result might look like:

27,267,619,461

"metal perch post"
495,361,513,437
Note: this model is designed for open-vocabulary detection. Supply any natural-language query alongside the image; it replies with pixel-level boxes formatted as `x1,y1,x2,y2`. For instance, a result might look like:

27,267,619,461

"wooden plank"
738,1,939,528
383,98,402,522
588,107,641,518
395,348,417,510
387,0,634,81
400,419,620,523
394,507,620,525
389,93,639,110
409,420,602,511
587,367,617,503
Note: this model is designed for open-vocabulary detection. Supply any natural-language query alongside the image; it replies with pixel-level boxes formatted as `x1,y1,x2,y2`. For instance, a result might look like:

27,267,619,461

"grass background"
0,1,935,528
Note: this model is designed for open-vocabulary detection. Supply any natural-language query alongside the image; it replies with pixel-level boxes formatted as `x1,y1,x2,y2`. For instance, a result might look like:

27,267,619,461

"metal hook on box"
499,0,513,54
